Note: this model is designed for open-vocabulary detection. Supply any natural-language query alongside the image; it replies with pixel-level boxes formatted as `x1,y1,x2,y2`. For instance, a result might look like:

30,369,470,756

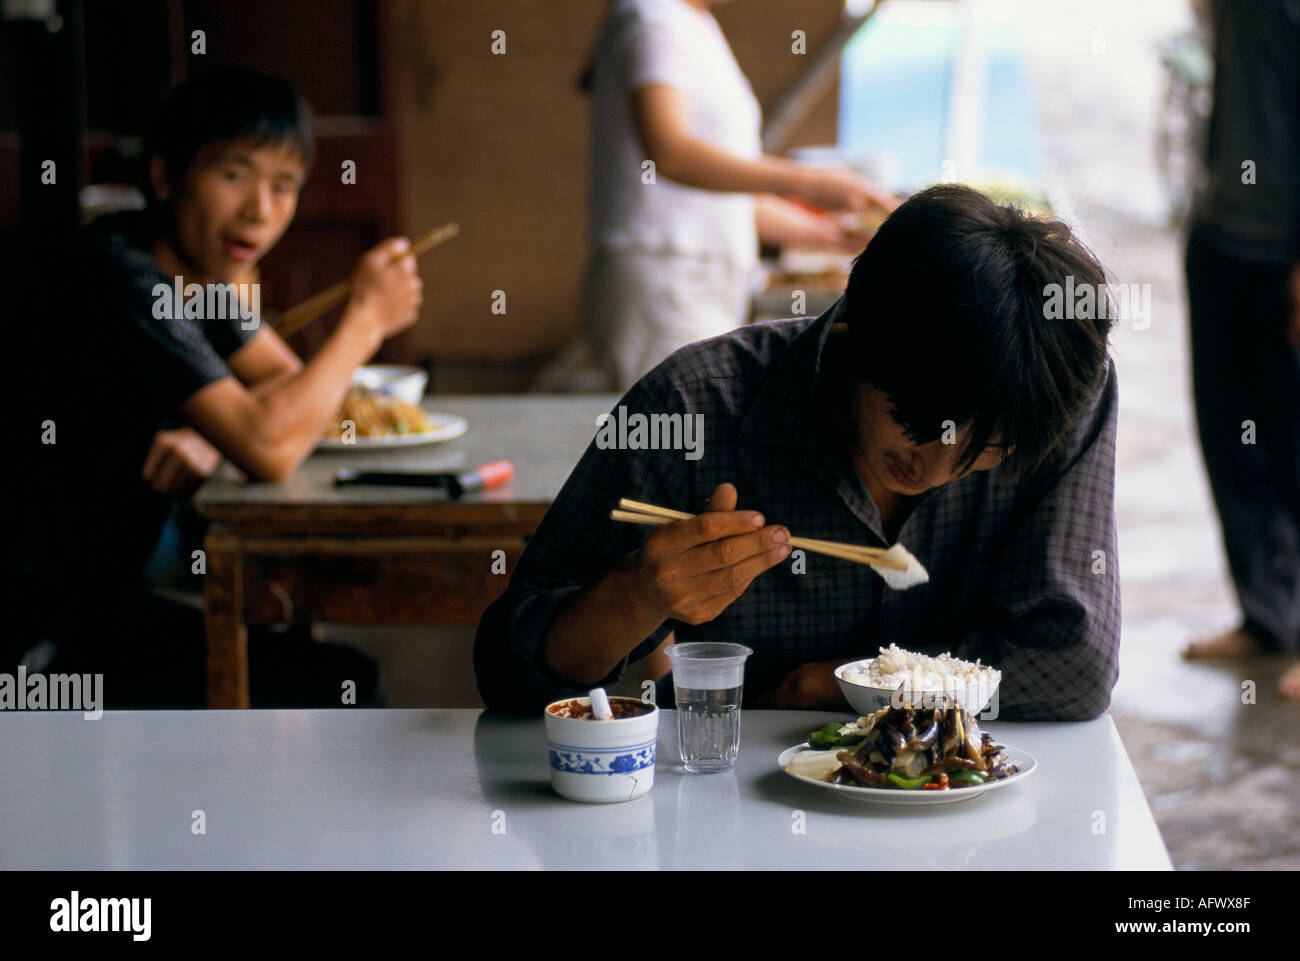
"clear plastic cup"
665,642,753,773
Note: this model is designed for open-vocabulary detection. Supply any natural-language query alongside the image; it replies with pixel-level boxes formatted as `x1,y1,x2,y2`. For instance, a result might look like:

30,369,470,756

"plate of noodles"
318,386,468,450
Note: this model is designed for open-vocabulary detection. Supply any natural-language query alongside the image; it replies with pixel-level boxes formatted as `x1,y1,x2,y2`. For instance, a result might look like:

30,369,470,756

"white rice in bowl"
842,643,1001,697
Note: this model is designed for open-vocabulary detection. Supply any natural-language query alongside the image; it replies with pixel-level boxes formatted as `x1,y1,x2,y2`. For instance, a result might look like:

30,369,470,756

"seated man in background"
475,184,1121,720
18,67,422,707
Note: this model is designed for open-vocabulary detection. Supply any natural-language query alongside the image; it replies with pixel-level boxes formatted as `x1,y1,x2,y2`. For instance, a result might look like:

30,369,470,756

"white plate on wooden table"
317,413,468,450
778,742,1037,806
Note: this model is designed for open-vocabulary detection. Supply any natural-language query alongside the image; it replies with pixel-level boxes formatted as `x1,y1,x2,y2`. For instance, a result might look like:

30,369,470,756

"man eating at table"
18,67,422,707
475,184,1120,721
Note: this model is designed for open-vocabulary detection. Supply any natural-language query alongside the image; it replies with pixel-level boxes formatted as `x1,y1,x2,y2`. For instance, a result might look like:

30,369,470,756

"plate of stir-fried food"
779,704,1035,805
319,386,468,449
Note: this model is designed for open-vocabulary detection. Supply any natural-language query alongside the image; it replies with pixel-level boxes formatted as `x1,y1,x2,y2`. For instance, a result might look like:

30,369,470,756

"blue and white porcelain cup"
543,696,660,803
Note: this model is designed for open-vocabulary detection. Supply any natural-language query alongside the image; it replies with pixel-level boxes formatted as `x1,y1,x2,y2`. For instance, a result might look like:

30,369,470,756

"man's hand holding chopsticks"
626,483,790,626
346,237,424,340
537,483,789,688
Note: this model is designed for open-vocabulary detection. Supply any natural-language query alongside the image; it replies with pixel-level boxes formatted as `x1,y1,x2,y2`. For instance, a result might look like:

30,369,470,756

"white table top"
0,709,1170,870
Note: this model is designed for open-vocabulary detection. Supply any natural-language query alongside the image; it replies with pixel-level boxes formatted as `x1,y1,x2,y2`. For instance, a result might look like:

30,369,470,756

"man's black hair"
843,183,1114,479
143,66,314,203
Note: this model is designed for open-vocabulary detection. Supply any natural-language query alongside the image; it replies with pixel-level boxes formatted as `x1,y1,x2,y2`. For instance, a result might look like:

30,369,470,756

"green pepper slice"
808,721,865,751
886,773,931,790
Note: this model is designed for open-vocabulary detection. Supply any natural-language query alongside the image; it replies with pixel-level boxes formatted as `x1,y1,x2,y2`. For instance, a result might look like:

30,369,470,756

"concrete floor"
333,0,1300,870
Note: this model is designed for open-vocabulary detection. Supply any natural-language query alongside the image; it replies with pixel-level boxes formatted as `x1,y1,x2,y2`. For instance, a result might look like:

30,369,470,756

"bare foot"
1182,626,1263,660
1280,663,1300,700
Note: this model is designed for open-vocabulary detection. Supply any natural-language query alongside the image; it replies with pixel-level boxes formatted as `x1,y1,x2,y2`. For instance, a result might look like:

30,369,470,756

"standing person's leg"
1268,268,1300,695
531,252,619,394
1185,227,1300,660
590,250,750,391
584,247,649,392
1260,282,1300,648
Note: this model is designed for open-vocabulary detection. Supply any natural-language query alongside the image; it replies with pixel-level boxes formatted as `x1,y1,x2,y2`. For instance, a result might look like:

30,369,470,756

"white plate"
317,412,468,450
778,742,1036,806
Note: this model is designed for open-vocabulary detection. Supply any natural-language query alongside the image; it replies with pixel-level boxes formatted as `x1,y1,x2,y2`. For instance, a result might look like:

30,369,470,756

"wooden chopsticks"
276,222,461,338
611,498,906,571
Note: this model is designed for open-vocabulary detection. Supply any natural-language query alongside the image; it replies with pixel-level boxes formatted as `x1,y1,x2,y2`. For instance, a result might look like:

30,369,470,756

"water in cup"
675,684,743,773
665,642,752,774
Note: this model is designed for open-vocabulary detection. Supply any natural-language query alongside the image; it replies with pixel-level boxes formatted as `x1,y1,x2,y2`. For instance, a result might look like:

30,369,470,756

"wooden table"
194,394,617,708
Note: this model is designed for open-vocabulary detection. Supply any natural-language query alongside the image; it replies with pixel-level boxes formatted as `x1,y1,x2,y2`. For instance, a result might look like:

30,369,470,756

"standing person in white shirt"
582,0,897,390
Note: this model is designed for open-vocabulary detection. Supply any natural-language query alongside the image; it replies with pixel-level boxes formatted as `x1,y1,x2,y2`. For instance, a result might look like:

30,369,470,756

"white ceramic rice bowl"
834,658,999,717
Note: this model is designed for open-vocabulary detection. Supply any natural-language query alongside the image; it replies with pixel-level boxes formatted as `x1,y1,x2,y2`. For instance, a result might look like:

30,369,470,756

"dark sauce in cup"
548,697,653,719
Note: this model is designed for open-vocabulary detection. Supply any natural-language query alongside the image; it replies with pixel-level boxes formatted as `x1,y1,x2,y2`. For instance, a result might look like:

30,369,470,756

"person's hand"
798,167,900,215
348,237,424,339
756,659,850,709
626,483,790,626
805,212,873,254
141,427,223,497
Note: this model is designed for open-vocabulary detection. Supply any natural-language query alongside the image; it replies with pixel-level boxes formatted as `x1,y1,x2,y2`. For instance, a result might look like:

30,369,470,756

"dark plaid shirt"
474,298,1121,720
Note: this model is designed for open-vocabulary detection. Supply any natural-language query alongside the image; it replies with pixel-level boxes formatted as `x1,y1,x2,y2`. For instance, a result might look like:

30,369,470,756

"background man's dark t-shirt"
25,211,258,655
